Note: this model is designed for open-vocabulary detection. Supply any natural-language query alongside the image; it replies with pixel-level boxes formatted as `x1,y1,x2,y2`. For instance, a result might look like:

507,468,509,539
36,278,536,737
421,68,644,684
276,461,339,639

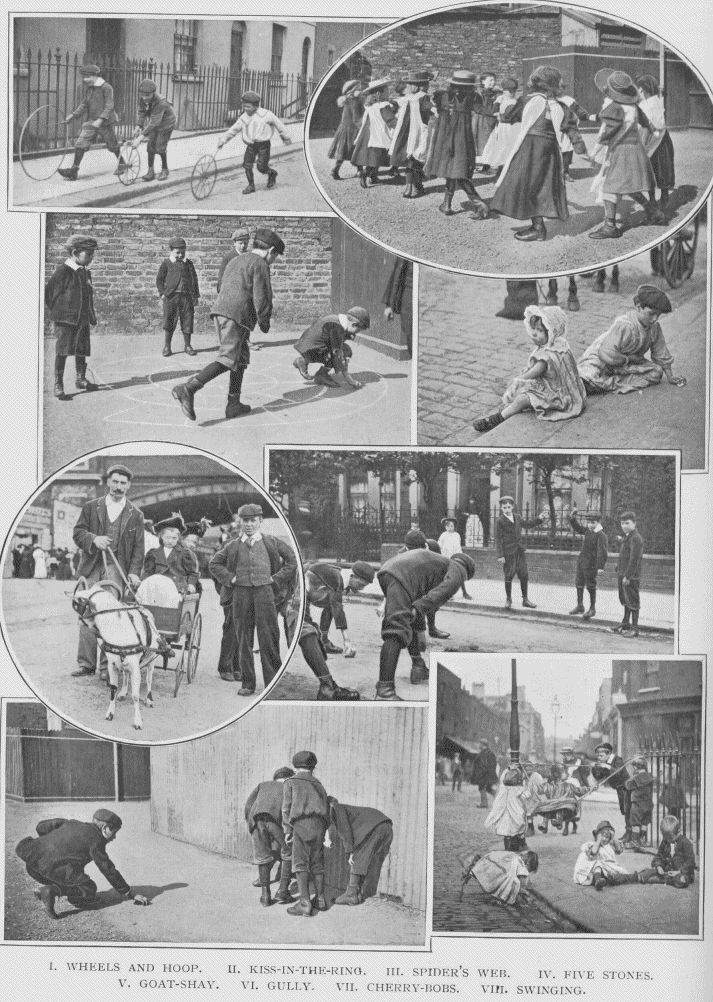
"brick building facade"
44,214,333,334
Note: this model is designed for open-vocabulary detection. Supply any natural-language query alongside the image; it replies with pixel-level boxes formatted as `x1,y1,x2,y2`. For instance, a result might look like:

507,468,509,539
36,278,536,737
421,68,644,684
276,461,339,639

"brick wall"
380,544,675,593
359,9,562,86
44,214,333,335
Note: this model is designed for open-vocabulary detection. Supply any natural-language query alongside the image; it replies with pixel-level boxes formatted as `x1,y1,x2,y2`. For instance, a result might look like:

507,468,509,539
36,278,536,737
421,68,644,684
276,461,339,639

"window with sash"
174,20,198,74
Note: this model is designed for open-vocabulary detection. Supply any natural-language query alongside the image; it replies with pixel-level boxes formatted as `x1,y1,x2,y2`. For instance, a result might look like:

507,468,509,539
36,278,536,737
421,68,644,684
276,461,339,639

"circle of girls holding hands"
328,64,675,242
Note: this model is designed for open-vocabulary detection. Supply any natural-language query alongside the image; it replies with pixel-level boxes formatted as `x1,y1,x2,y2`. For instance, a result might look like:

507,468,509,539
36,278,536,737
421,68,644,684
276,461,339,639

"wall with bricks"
357,8,562,87
44,214,333,335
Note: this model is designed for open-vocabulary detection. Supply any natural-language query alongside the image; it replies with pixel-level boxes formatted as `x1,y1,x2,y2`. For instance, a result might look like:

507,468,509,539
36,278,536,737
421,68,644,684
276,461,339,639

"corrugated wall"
150,705,428,912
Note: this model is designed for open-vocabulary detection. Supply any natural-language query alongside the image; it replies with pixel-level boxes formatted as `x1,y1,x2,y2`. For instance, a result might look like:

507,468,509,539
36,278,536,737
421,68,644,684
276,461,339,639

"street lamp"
551,696,561,763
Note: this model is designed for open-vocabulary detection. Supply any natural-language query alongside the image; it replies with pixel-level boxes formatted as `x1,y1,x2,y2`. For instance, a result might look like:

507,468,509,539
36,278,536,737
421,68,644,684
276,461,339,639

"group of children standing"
327,64,676,242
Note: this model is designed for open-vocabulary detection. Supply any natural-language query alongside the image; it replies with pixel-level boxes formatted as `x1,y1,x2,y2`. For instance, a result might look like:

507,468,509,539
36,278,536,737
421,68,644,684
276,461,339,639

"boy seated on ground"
293,307,370,389
637,815,696,888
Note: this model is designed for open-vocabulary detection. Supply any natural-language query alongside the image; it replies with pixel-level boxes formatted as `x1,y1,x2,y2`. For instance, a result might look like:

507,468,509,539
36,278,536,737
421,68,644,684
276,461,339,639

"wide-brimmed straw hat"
363,77,391,95
402,71,431,87
597,69,639,105
447,70,477,88
342,79,361,95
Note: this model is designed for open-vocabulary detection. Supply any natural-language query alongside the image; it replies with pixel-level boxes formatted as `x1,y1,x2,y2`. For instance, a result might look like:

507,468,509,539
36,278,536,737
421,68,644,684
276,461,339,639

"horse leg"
105,657,119,721
130,656,143,730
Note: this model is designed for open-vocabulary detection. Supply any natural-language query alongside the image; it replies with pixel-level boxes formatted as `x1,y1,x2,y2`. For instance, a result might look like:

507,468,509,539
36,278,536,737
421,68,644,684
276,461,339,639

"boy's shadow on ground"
55,882,188,919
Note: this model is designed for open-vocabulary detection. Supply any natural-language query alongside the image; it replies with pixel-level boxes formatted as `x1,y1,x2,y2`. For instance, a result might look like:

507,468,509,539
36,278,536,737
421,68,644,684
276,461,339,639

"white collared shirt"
65,258,86,271
105,494,127,523
240,531,263,546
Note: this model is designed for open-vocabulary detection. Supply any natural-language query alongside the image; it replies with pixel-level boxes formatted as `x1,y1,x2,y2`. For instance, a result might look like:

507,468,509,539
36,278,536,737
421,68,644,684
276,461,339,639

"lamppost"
551,696,561,764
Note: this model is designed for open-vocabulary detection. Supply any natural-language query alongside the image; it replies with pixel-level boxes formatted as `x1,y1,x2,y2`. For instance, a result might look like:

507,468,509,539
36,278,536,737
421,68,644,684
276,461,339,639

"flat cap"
404,529,427,549
93,808,122,829
426,538,441,553
292,750,318,770
273,766,295,780
237,503,263,519
105,464,133,481
351,560,375,582
499,495,515,505
65,234,98,253
138,78,157,94
619,510,637,522
169,236,187,249
80,63,101,76
451,552,475,578
231,227,250,241
635,284,672,314
595,742,614,753
253,228,285,256
347,306,370,329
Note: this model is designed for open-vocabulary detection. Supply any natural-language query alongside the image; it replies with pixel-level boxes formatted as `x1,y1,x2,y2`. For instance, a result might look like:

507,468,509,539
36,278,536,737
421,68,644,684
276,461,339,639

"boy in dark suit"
293,308,370,389
637,815,696,887
305,560,374,655
156,237,199,357
244,767,296,907
494,496,547,609
58,64,127,180
609,510,644,638
568,508,608,619
282,751,330,917
623,756,655,849
376,549,475,699
140,514,199,594
15,808,147,917
209,503,297,695
45,234,99,398
173,228,284,421
328,796,393,906
131,78,177,182
72,464,144,677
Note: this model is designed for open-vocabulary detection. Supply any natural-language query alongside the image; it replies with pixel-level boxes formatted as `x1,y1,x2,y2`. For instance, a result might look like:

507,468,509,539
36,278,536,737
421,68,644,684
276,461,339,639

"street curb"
58,141,304,210
526,886,594,933
343,593,674,638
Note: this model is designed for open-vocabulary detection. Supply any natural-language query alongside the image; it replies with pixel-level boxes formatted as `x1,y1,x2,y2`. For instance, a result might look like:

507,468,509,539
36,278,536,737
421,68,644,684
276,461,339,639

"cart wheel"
118,145,141,186
187,613,202,683
19,105,71,180
173,640,186,697
661,217,699,288
191,154,217,200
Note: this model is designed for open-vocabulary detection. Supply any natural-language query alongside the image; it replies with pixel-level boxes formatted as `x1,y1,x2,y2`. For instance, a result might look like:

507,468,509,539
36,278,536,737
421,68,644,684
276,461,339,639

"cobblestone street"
417,222,707,468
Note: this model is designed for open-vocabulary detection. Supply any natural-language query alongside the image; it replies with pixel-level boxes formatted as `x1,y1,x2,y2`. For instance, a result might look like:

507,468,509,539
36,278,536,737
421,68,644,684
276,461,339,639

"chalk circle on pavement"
0,442,305,746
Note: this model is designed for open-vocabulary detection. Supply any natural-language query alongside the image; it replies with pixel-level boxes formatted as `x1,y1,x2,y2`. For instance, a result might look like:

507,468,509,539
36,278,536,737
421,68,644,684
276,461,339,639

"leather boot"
35,885,58,918
335,876,362,906
320,634,343,654
412,166,425,197
266,168,278,189
473,410,504,433
375,681,403,700
162,334,172,357
312,873,328,911
225,394,251,419
75,359,96,391
438,181,455,215
258,863,273,906
479,788,489,809
359,170,367,189
313,366,340,388
274,861,295,904
286,872,315,917
460,178,489,219
402,169,414,198
184,338,197,357
172,375,202,421
317,676,360,700
331,161,342,180
515,217,546,241
59,150,83,179
242,168,256,194
293,356,311,380
54,357,66,398
589,202,620,239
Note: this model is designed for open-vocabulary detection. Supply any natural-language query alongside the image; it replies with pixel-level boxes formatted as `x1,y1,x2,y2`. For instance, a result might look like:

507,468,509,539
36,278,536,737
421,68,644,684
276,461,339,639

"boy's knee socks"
54,355,67,377
504,580,512,600
379,637,401,683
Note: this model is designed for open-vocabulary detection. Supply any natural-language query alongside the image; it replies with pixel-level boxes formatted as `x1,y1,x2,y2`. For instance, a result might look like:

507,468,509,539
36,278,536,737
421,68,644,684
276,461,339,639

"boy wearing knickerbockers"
494,496,547,609
58,64,128,181
282,751,331,917
327,796,393,906
156,237,199,358
609,511,645,639
293,307,370,389
217,91,292,194
568,508,608,620
244,767,296,907
45,234,99,399
131,78,177,182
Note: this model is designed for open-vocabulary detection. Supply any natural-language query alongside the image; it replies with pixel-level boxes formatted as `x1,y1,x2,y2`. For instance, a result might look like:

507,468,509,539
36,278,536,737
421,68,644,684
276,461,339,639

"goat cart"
144,590,202,697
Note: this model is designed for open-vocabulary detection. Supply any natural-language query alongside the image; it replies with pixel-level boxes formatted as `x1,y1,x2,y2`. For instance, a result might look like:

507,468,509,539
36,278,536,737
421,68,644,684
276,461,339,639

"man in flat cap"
217,90,292,194
293,307,370,389
282,751,331,917
59,64,128,181
173,228,284,422
45,233,100,398
217,228,250,293
15,808,147,918
244,766,296,907
209,503,297,694
376,548,476,699
155,237,200,358
578,285,686,395
72,465,144,677
327,796,393,906
131,78,177,182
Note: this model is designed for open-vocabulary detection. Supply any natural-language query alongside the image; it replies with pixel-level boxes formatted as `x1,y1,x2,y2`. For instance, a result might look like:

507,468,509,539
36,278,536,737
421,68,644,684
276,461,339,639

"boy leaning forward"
282,751,331,918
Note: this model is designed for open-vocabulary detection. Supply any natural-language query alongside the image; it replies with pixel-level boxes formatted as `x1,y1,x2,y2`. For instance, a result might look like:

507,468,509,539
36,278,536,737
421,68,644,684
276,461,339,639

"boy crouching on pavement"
637,815,696,887
282,751,331,917
244,767,296,907
15,809,147,917
132,78,177,182
156,237,200,357
217,91,292,194
293,307,370,389
45,234,99,398
327,796,393,906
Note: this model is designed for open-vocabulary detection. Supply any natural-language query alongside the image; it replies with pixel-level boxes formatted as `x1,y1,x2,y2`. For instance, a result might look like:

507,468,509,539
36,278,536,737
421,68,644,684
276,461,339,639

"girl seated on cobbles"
573,820,638,890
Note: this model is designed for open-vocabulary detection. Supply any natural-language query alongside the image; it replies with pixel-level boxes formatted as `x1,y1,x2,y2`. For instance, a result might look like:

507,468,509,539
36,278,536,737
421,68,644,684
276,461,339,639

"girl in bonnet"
473,304,586,432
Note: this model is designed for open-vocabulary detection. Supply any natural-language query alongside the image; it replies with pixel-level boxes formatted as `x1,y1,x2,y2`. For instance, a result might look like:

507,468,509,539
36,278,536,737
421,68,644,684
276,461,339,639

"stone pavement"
12,122,317,210
5,799,424,945
42,331,411,483
434,784,700,936
418,224,708,469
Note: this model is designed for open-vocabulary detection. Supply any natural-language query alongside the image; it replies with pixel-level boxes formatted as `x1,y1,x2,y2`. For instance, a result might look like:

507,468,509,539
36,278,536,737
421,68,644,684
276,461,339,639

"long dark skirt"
650,130,675,189
490,134,568,221
328,121,360,161
350,122,389,168
424,112,475,179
